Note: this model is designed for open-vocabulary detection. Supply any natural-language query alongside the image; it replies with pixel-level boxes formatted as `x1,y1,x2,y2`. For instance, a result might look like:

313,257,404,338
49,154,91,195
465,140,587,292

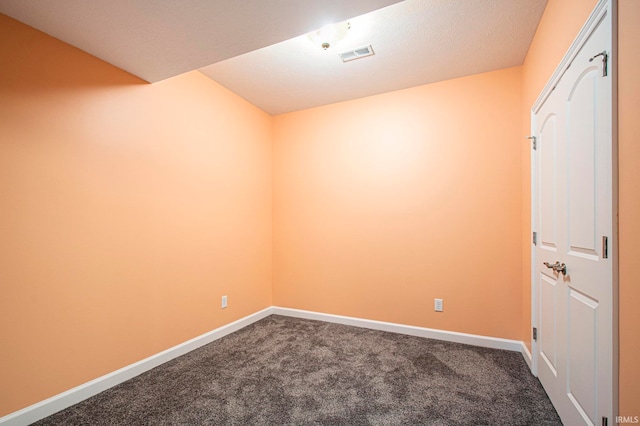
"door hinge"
533,327,538,341
533,232,537,245
527,136,537,150
602,416,608,426
589,51,608,77
602,236,608,259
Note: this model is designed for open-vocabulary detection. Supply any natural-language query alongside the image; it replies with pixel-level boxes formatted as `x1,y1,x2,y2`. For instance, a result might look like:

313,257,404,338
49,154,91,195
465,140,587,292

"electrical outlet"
221,295,228,309
434,298,443,312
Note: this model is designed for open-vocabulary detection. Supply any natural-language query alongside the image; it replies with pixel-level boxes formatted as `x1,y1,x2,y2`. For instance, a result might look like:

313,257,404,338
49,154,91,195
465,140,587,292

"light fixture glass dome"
307,21,350,50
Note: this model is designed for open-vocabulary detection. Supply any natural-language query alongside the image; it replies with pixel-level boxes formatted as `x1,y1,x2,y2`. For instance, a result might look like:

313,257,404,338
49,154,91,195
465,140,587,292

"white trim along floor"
0,306,528,426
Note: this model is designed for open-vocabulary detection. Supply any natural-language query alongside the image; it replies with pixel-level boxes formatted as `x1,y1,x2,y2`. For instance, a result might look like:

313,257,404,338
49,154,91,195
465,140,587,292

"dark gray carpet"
34,315,561,425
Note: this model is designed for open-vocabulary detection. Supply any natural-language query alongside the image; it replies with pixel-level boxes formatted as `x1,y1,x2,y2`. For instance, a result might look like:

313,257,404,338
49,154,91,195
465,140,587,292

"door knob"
543,261,567,276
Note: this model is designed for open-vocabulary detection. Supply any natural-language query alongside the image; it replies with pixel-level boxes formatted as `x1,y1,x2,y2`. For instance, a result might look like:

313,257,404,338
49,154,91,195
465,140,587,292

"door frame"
529,0,619,418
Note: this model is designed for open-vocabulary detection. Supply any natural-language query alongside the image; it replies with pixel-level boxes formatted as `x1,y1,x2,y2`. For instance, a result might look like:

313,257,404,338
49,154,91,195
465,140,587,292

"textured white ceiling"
0,0,401,82
0,0,547,115
201,0,548,115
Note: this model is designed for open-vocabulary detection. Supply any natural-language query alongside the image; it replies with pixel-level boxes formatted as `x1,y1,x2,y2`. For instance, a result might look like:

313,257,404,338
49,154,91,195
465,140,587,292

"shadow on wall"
0,14,147,92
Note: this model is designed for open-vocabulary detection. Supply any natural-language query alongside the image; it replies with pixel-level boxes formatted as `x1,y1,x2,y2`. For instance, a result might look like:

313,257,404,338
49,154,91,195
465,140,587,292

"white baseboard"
521,341,533,371
272,307,523,352
0,307,273,426
2,306,528,425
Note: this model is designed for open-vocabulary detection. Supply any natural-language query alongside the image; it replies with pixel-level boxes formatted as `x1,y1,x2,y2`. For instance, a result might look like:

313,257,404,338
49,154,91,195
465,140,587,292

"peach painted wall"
0,14,272,416
273,67,523,340
519,0,597,352
618,0,640,415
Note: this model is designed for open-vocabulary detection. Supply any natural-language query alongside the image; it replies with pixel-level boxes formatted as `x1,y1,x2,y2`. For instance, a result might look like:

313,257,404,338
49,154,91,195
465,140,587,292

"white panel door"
533,5,613,425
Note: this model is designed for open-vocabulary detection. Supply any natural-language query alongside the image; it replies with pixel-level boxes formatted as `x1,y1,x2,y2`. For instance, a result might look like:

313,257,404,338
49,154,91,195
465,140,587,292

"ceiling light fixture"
307,21,350,50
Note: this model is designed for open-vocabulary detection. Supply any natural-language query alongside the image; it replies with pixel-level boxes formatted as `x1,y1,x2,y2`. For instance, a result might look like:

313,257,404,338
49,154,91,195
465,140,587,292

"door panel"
539,115,558,251
536,91,568,411
567,69,599,258
539,273,558,375
567,288,598,423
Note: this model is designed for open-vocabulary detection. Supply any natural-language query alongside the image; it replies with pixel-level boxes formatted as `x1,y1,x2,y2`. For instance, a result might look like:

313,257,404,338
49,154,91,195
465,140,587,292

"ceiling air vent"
338,45,374,62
